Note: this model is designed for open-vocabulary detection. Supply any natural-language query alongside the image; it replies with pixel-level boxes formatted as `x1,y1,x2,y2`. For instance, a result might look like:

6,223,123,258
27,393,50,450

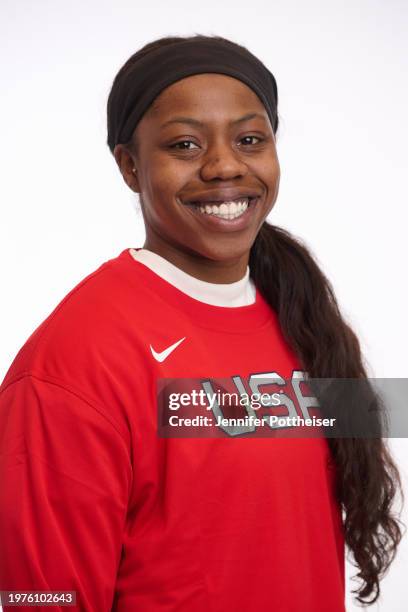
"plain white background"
1,0,407,610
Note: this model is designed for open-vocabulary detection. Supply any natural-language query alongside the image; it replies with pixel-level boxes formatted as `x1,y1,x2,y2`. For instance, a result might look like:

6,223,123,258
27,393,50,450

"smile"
186,197,258,221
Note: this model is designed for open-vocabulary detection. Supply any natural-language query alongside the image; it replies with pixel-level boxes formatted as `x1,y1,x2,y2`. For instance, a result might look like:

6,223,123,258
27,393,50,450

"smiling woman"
113,69,280,280
0,33,404,612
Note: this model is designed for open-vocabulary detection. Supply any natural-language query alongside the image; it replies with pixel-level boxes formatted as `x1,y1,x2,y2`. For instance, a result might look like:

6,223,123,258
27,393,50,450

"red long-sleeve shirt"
0,247,345,611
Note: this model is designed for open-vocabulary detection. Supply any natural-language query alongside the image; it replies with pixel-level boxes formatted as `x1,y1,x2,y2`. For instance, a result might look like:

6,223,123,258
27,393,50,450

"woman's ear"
113,144,140,193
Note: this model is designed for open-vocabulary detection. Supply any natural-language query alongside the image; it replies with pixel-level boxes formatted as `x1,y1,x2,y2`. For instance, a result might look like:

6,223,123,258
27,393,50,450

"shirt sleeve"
0,374,131,611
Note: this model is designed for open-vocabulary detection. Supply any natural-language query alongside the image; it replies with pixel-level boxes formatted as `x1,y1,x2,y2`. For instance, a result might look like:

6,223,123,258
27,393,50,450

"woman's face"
115,73,280,277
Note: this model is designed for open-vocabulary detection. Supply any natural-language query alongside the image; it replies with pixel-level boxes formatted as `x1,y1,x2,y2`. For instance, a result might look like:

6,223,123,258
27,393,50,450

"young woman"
0,34,404,611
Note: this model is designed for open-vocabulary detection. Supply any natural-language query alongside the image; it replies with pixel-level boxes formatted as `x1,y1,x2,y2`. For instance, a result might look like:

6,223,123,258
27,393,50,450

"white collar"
129,248,256,307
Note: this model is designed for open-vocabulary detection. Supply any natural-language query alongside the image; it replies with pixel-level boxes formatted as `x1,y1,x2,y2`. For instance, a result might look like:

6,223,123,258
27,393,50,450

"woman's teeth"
194,198,250,220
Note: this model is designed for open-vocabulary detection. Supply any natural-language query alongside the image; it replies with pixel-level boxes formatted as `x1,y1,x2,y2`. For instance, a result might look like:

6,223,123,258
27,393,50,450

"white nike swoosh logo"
150,337,186,363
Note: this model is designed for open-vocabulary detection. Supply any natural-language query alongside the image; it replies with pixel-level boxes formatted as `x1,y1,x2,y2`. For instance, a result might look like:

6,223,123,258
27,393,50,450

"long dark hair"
107,34,404,605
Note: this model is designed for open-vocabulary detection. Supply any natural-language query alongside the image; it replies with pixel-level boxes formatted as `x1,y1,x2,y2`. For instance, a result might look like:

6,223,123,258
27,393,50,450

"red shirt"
0,248,345,611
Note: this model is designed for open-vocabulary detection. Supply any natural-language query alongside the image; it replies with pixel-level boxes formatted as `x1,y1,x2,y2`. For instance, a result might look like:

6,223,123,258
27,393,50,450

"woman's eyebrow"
160,112,267,129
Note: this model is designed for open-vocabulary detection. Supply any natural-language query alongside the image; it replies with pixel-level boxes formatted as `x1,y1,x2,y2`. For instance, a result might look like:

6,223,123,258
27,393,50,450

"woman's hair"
107,34,405,605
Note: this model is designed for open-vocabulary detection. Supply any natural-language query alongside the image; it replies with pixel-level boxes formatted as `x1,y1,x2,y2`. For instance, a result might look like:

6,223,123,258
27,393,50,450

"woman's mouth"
183,196,260,231
186,197,258,217
188,197,251,219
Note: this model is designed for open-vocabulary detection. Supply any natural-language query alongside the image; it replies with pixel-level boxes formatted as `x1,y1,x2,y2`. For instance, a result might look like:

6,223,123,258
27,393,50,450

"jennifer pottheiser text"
168,415,337,428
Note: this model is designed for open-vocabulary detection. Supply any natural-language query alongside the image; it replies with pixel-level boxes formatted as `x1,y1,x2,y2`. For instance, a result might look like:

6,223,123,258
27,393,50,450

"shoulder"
0,248,153,396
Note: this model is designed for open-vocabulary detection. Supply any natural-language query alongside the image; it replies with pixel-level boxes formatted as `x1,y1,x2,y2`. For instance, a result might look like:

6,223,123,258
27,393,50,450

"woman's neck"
142,239,249,284
130,248,256,307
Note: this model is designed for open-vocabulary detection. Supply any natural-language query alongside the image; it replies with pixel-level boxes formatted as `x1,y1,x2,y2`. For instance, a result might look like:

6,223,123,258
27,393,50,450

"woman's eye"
240,135,263,146
169,135,264,152
170,140,199,150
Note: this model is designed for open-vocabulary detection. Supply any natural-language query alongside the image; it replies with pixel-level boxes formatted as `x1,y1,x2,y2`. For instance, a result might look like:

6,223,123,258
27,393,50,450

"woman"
0,34,403,611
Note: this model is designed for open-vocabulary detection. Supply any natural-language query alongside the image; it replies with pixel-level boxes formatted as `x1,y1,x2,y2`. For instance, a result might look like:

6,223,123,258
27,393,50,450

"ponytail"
250,222,404,604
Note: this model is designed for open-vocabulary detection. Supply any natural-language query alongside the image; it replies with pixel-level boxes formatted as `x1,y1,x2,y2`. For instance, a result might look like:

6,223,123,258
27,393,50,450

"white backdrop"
1,0,407,610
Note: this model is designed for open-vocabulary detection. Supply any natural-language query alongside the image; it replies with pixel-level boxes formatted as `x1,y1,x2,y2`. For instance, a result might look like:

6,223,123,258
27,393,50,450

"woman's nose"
200,141,248,181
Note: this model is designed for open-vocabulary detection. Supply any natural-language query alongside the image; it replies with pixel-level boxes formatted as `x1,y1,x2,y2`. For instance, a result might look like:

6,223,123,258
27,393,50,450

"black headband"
107,38,278,153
